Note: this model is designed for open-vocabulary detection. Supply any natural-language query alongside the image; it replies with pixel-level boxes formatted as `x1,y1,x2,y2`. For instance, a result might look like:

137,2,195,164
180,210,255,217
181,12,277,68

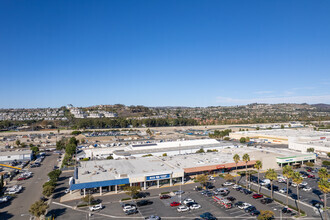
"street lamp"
273,208,282,220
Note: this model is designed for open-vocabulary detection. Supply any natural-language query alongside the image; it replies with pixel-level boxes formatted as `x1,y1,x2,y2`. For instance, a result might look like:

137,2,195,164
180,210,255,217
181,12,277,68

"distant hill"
312,103,330,110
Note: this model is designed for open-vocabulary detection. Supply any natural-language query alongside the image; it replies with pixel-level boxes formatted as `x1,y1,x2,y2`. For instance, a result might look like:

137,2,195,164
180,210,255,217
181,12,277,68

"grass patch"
77,203,88,208
160,192,170,195
219,174,224,178
121,197,131,201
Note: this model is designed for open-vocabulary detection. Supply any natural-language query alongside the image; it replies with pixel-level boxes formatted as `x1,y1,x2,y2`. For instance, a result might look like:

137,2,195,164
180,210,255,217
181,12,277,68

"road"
0,153,59,219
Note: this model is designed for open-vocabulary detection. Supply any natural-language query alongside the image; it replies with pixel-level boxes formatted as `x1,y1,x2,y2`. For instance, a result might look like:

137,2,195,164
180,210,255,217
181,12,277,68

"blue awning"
70,178,129,190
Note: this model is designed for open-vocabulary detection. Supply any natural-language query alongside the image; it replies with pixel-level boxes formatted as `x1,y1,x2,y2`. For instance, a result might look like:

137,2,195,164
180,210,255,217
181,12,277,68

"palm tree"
292,171,303,216
318,168,330,220
265,169,277,199
242,153,250,189
233,154,240,184
282,165,293,206
254,160,262,193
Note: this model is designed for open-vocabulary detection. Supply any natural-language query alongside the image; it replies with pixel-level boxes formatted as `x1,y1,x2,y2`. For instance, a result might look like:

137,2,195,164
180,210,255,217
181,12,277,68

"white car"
123,205,136,212
291,183,297,187
0,196,10,203
190,203,201,210
209,176,215,180
232,184,240,189
177,205,189,212
223,182,234,186
300,182,308,186
239,203,251,209
89,204,103,211
64,188,70,194
183,198,195,205
303,187,312,192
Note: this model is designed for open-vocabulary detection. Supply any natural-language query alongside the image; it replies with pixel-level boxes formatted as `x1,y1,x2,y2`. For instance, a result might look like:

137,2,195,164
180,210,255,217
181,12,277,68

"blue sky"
0,0,329,108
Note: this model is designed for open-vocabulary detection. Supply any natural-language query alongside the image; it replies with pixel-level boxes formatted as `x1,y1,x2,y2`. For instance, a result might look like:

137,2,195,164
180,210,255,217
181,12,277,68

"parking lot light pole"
274,208,282,220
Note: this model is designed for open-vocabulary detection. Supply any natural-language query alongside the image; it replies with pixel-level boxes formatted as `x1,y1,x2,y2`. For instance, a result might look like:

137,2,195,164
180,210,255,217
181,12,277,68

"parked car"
279,188,292,194
190,203,201,210
303,186,312,192
282,207,295,215
232,184,240,189
311,200,324,209
0,196,11,203
250,210,260,216
145,215,161,220
137,200,153,206
159,195,171,199
125,209,138,215
17,177,27,181
183,198,195,205
170,202,181,207
243,189,252,195
89,204,103,211
177,205,189,212
226,196,236,202
260,198,273,204
223,182,234,186
238,202,252,210
245,206,257,213
234,201,244,208
200,212,217,220
308,174,315,179
252,194,263,199
175,190,185,195
122,204,137,212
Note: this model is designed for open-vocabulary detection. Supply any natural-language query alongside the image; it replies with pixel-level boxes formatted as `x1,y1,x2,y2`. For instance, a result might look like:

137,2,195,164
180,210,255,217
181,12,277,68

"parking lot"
0,153,59,219
48,175,297,219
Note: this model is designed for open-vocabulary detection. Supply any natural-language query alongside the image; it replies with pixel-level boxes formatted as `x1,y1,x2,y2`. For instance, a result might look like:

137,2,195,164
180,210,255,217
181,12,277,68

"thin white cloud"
254,91,273,94
216,95,330,105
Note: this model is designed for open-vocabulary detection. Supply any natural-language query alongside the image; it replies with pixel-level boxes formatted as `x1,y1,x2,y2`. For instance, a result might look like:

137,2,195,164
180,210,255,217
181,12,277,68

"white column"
157,180,160,188
115,185,118,193
130,182,132,187
99,186,102,195
182,177,184,184
83,188,86,197
144,181,147,190
170,177,173,186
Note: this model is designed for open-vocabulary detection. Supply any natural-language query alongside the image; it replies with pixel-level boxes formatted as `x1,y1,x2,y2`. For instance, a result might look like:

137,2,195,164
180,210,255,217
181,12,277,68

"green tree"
196,148,205,153
81,194,94,204
69,137,79,146
307,148,314,153
29,200,49,218
233,154,240,184
281,124,284,129
265,169,277,199
196,174,209,188
124,186,141,200
42,185,55,197
162,153,167,157
15,140,20,147
257,210,274,220
146,128,152,136
240,137,246,143
106,155,113,160
327,152,330,158
292,171,303,216
242,153,250,188
254,160,262,193
65,143,77,156
282,165,293,206
48,169,61,182
30,146,39,155
56,140,66,150
304,162,314,167
318,167,330,219
256,127,260,130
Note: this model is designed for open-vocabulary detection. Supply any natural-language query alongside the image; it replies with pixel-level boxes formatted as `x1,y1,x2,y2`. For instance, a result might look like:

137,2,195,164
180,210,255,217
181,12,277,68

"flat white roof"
77,157,183,184
235,129,330,139
0,150,32,156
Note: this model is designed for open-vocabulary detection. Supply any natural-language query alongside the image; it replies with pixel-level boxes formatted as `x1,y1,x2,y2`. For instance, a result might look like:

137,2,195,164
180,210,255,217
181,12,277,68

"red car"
308,174,315,179
252,194,263,199
170,202,181,207
17,177,27,181
160,195,171,199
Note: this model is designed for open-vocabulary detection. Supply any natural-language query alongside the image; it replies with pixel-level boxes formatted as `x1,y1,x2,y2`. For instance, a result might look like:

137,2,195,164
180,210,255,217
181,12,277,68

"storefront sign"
146,174,170,181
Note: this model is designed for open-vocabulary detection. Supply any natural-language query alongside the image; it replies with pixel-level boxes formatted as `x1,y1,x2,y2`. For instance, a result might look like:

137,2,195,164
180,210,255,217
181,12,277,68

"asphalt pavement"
0,153,59,219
